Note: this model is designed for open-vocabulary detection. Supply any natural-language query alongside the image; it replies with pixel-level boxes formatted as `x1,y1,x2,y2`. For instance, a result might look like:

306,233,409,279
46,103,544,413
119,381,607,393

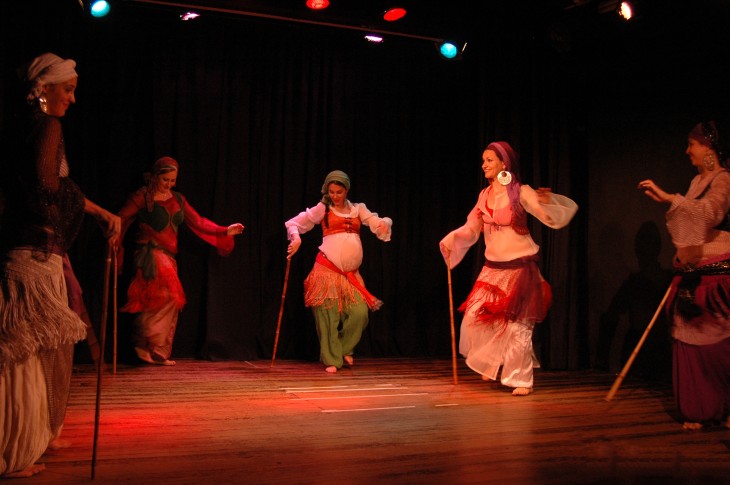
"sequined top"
0,107,85,255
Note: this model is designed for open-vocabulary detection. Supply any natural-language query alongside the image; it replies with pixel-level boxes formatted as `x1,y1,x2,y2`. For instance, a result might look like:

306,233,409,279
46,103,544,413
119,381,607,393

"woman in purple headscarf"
440,141,577,396
638,121,730,430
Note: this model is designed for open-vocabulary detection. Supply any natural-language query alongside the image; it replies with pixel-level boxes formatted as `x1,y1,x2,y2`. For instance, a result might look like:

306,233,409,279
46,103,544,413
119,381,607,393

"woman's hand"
85,198,121,245
227,223,245,236
637,179,674,204
439,242,451,265
287,234,302,259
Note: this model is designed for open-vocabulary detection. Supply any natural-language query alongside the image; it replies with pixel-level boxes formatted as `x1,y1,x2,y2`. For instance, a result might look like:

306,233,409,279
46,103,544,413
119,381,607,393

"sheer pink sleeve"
181,196,235,256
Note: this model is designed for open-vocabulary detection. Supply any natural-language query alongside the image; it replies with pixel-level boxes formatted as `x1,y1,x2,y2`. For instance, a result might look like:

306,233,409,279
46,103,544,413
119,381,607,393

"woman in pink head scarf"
440,141,577,396
116,156,244,366
638,121,730,430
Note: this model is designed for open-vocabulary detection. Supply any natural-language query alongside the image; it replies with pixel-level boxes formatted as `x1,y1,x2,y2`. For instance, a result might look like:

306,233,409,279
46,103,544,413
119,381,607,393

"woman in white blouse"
285,170,392,373
440,141,577,396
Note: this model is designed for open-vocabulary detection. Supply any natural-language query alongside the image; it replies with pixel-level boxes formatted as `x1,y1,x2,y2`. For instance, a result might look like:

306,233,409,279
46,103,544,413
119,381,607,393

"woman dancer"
117,157,243,365
440,141,577,395
285,170,392,372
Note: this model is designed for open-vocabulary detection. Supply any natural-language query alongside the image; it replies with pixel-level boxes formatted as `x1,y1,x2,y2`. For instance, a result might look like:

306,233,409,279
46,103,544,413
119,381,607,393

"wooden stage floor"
13,358,730,484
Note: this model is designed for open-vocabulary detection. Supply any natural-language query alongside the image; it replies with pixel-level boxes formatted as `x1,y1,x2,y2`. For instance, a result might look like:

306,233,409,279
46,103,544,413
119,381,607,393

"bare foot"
682,421,703,430
2,463,46,478
343,355,354,366
724,416,730,429
151,352,175,366
481,374,494,381
512,387,533,396
47,437,71,450
325,366,338,373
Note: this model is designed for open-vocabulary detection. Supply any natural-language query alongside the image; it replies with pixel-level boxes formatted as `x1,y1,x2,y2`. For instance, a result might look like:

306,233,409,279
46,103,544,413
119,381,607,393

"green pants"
312,296,369,368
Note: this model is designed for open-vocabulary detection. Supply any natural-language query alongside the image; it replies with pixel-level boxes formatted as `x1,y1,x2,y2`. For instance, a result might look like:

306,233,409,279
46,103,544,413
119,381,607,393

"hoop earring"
704,153,716,171
497,170,512,186
38,95,49,114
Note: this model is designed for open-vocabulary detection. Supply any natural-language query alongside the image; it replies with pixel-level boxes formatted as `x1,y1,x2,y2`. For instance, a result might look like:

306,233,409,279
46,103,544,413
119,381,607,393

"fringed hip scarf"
459,254,552,327
313,252,383,311
668,258,730,322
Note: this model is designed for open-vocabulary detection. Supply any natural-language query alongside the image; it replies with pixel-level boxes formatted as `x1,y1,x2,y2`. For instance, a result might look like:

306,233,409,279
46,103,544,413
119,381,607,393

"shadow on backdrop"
596,221,673,384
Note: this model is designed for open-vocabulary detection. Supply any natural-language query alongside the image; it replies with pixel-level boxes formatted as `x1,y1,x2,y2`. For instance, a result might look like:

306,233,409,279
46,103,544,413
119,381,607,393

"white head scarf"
20,52,78,102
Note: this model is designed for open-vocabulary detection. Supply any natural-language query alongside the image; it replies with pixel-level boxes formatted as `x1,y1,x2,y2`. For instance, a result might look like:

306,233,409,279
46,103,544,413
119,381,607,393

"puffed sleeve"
284,202,326,240
355,202,392,242
666,171,730,248
520,185,578,229
439,190,485,269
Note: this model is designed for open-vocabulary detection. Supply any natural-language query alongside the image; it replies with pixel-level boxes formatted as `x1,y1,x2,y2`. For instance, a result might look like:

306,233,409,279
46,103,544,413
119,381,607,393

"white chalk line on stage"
322,405,417,413
283,384,405,393
282,383,461,413
294,392,429,401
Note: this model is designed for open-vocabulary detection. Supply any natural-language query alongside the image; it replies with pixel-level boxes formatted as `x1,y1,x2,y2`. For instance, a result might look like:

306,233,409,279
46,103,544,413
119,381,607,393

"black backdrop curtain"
1,1,586,368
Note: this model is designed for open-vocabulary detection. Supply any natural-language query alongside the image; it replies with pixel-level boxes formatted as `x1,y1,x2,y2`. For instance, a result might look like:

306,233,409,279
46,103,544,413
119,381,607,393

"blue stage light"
439,42,458,59
90,0,111,18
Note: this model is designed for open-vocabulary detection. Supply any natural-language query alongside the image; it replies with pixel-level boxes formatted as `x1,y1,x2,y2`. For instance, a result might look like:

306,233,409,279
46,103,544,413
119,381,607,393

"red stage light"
383,7,407,21
306,0,330,10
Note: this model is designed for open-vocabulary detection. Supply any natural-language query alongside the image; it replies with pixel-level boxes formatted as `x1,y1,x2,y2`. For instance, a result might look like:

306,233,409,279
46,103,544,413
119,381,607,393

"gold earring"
703,152,716,171
38,95,49,114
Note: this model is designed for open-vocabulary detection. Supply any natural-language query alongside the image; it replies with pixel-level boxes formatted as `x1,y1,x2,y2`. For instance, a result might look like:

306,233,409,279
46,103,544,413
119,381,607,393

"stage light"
383,7,407,22
89,0,110,17
306,0,329,10
364,34,384,43
597,0,635,20
180,11,200,21
436,40,465,60
618,1,633,20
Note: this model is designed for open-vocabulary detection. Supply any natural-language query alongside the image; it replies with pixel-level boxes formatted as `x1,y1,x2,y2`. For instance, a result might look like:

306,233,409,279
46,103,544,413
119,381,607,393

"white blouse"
440,185,578,269
285,201,392,272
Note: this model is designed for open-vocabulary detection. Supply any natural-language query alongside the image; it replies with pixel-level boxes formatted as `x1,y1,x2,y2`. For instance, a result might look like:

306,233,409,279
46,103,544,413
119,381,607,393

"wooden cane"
447,255,458,385
92,245,113,479
112,250,118,375
605,284,673,402
271,257,292,367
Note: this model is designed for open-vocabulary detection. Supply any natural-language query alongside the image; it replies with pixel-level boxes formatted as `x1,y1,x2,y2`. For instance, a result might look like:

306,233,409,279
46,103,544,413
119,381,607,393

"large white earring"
497,170,512,186
703,152,716,171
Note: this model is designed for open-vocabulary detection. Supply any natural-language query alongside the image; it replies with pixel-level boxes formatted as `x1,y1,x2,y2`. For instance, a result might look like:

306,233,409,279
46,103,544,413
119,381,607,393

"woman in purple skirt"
638,121,730,430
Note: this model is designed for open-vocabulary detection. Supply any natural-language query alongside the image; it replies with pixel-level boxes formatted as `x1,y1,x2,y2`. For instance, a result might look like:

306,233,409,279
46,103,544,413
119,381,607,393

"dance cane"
605,284,673,402
112,250,118,375
92,245,113,479
271,256,292,367
447,255,458,385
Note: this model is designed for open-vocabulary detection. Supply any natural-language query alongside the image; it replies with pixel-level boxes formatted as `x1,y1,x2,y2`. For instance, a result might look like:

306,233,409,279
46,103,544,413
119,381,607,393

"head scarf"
486,141,518,173
151,156,179,175
320,170,350,205
689,121,727,168
143,156,180,211
485,141,527,232
19,52,78,102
